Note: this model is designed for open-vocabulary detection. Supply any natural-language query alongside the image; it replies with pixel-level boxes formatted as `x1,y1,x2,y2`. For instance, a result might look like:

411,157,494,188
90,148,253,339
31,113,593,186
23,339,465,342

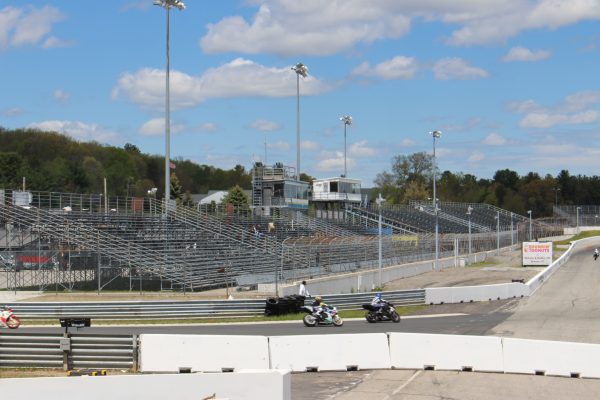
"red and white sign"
522,241,553,266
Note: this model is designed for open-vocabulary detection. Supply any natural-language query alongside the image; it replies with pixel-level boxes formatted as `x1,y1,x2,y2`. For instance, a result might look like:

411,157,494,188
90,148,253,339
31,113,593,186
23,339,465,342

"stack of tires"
264,295,306,316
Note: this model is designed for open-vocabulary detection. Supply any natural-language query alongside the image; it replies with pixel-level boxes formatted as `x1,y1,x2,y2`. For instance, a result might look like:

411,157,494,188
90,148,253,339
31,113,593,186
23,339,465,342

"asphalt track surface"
8,241,600,399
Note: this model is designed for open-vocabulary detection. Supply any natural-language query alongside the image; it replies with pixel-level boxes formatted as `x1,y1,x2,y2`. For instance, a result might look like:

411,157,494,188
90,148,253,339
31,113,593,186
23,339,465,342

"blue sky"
2,1,600,187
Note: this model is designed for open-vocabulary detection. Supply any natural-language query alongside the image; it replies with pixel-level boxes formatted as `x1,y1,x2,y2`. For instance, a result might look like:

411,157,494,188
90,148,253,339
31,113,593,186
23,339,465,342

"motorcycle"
362,301,401,323
301,306,343,327
594,252,599,261
0,306,21,329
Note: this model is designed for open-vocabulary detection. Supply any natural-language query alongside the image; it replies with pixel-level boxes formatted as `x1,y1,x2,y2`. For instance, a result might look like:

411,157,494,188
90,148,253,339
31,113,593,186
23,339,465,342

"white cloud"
53,89,70,104
484,133,507,145
400,138,416,146
352,56,418,80
198,1,600,55
301,140,319,150
467,151,485,163
2,107,23,117
200,2,411,56
433,58,489,80
42,36,74,49
138,118,186,136
349,140,377,157
196,122,218,132
502,46,551,62
510,91,600,128
27,120,120,144
267,140,290,151
0,5,65,49
113,58,331,110
250,119,281,132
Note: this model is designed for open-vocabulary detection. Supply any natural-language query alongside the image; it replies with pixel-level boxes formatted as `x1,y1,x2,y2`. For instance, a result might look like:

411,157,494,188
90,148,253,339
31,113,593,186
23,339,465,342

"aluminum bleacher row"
0,190,562,291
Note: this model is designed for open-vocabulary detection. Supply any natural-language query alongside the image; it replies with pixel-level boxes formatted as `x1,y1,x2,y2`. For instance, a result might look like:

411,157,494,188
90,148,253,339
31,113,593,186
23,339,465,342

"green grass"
21,305,427,326
553,231,600,245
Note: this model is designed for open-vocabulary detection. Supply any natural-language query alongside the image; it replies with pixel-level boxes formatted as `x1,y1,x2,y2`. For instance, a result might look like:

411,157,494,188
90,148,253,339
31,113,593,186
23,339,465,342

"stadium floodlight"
292,63,308,180
430,130,441,269
466,206,473,255
154,0,185,213
527,210,532,240
376,193,385,288
340,115,352,177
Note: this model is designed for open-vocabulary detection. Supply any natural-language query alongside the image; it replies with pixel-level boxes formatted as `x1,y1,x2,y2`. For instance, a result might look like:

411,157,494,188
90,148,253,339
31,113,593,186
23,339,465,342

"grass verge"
19,305,427,326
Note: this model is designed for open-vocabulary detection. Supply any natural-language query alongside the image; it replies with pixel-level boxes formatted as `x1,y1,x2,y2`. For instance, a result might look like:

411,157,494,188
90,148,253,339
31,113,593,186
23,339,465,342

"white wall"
1,370,291,400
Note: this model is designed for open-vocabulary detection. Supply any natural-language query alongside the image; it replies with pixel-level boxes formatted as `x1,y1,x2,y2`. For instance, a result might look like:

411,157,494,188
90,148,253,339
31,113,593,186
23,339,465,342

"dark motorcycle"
594,252,598,261
301,306,343,327
362,301,400,323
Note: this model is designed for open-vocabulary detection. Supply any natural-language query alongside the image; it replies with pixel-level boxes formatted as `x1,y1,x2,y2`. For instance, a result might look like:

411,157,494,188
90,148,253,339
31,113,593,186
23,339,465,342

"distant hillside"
0,127,251,199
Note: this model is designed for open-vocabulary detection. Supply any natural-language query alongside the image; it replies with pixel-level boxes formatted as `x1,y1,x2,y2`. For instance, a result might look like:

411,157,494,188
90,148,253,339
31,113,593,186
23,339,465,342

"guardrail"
0,333,136,369
5,289,425,319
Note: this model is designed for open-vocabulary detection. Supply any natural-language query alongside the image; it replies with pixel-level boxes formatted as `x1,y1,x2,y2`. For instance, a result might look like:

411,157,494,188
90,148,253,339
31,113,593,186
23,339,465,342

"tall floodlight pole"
467,206,473,256
154,0,185,213
340,115,352,177
376,193,385,288
292,63,308,180
510,212,514,249
527,210,532,241
577,206,581,231
431,130,441,269
554,187,560,207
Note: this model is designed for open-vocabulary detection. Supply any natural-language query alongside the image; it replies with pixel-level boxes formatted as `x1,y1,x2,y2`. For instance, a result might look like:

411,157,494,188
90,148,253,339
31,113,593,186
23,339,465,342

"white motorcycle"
0,306,21,329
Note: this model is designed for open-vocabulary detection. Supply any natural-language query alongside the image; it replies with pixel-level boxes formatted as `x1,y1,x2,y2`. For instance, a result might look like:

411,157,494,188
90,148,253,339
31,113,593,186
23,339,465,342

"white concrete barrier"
502,338,600,378
388,332,504,372
1,370,291,400
425,282,529,304
139,334,270,372
269,333,391,372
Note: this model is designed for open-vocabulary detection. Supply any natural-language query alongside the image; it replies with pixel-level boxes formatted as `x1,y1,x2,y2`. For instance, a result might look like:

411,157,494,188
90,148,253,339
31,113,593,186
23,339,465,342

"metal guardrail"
0,333,136,369
5,289,425,319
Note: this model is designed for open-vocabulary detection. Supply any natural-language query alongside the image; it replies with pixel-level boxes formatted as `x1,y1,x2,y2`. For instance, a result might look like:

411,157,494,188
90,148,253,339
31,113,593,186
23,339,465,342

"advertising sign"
522,241,553,266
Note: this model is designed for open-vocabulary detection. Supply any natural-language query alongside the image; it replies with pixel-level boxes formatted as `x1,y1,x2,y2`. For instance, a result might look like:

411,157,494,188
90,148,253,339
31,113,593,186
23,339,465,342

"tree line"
374,152,600,218
1,128,597,218
0,128,251,201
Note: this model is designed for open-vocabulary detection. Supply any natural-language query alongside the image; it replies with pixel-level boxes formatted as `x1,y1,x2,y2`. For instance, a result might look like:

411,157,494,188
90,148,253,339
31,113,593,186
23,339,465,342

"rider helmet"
376,292,382,298
315,296,322,302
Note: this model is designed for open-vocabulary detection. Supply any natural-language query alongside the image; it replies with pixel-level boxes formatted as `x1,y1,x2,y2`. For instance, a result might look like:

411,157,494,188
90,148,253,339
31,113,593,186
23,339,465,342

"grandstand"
0,189,564,292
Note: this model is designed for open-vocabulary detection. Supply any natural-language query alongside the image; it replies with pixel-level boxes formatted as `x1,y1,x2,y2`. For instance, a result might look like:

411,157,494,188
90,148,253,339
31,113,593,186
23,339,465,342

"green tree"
221,185,249,213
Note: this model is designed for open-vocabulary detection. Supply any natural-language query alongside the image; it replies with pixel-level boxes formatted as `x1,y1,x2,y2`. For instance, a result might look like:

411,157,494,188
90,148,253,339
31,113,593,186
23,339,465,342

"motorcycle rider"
594,249,599,260
312,296,330,321
371,292,388,314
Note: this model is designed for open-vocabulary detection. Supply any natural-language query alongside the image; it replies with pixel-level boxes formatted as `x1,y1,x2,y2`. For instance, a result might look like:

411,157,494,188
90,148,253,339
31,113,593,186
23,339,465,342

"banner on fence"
522,241,552,266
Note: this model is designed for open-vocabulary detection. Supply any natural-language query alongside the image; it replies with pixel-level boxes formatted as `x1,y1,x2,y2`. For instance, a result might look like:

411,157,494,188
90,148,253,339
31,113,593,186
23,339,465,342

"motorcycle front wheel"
365,312,378,323
332,315,344,327
390,312,401,323
7,316,20,329
303,314,317,327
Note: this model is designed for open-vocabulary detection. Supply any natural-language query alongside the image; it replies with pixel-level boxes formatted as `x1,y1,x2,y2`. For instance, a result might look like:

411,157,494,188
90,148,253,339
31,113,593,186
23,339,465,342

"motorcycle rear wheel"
365,312,378,323
7,316,20,329
303,314,317,327
332,315,344,327
390,312,401,323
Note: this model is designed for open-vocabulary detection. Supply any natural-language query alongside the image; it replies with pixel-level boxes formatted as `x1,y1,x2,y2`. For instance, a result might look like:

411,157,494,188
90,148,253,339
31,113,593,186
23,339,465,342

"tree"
374,152,434,204
221,185,249,213
170,173,185,202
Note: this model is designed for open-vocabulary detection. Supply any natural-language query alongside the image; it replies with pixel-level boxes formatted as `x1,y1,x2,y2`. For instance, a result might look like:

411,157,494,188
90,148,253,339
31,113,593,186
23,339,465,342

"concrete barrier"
269,333,391,372
388,332,503,372
0,370,291,400
503,338,600,378
139,334,270,372
425,282,529,304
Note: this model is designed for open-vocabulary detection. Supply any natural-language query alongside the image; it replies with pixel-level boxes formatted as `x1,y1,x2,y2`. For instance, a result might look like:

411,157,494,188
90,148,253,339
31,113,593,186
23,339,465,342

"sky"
2,1,600,188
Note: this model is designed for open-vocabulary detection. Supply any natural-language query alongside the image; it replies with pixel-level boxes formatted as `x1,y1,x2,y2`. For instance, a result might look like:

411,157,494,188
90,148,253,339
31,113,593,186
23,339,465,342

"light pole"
376,193,385,288
527,210,532,241
577,206,581,231
466,206,473,256
292,63,308,180
431,130,441,269
147,187,157,215
553,187,560,208
340,115,352,178
154,0,185,213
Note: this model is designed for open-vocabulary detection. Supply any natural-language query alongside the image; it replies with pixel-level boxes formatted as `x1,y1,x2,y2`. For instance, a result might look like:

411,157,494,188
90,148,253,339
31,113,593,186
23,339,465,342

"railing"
0,333,136,369
5,289,425,319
